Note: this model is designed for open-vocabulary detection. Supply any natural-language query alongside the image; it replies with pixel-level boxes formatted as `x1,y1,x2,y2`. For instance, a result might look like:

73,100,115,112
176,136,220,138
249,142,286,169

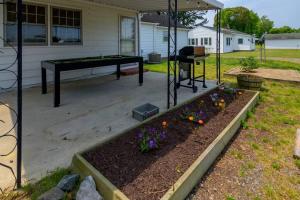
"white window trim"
50,6,83,46
3,1,48,46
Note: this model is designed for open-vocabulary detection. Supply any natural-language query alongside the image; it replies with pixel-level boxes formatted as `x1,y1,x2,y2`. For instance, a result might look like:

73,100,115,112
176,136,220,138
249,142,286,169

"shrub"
240,56,258,72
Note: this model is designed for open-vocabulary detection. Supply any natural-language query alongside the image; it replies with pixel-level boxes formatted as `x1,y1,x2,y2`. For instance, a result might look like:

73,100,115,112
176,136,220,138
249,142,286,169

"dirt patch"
225,68,300,83
84,88,255,200
187,128,264,200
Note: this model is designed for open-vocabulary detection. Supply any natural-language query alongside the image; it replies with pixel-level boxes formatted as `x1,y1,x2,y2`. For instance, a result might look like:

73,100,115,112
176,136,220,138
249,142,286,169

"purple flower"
159,131,167,141
149,139,157,149
137,132,144,141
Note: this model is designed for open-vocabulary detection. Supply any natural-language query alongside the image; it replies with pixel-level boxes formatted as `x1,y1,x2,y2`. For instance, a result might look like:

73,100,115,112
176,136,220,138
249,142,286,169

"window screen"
5,2,47,45
51,7,81,45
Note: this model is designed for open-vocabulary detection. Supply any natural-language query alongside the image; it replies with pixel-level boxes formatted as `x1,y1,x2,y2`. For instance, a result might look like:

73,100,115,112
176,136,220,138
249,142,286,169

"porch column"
167,0,178,109
17,0,23,188
216,9,221,84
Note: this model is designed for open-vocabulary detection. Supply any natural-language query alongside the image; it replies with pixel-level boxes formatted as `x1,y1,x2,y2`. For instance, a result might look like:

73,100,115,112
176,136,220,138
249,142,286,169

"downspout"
137,12,141,56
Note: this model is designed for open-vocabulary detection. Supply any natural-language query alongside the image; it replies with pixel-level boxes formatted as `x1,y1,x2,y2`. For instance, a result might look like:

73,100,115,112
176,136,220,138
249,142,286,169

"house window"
191,38,195,45
188,39,191,45
226,38,231,46
196,38,198,46
5,2,47,45
51,7,81,45
120,16,136,55
238,38,244,44
204,38,208,45
201,38,203,45
163,31,168,42
209,37,212,46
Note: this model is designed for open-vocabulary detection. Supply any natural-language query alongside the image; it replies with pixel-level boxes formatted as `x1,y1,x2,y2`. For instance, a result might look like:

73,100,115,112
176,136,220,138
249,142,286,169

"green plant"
240,56,258,72
137,127,167,153
226,196,236,200
295,159,300,169
271,162,281,170
241,120,249,129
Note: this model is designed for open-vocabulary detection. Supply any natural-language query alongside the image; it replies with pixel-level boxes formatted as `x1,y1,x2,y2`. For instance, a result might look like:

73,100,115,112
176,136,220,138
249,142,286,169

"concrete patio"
0,72,217,189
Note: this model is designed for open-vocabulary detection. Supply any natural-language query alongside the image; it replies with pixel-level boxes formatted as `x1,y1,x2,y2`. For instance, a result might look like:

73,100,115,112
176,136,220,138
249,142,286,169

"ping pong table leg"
117,64,121,80
41,67,47,94
54,70,60,107
139,61,143,86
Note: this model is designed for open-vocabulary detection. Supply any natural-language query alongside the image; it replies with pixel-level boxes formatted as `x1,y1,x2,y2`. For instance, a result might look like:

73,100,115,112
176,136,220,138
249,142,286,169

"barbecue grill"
172,46,209,93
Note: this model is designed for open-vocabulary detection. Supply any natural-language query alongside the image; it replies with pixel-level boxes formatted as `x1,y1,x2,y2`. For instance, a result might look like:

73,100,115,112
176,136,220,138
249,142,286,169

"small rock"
37,187,65,200
76,176,103,200
57,174,80,192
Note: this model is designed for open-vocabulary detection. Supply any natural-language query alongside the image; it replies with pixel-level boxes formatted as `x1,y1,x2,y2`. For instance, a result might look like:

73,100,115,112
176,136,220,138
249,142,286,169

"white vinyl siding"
266,39,300,49
140,23,188,59
0,0,138,88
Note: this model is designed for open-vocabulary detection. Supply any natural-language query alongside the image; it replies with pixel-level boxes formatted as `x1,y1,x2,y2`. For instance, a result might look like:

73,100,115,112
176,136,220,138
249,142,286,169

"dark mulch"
84,88,255,200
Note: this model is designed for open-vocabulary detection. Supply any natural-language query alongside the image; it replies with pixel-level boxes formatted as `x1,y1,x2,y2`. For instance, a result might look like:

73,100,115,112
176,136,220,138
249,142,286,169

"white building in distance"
188,25,256,53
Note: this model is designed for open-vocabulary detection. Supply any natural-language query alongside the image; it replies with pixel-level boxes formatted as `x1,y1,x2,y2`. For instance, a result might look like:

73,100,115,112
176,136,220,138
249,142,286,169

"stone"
37,187,65,200
76,176,103,200
294,129,300,159
57,174,80,192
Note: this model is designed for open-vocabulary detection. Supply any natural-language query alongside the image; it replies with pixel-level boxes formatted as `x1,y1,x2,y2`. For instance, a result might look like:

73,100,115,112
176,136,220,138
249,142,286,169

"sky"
205,0,300,28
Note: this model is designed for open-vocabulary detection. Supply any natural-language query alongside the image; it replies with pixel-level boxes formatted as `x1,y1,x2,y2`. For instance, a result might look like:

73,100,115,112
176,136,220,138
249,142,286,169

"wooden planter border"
72,90,259,200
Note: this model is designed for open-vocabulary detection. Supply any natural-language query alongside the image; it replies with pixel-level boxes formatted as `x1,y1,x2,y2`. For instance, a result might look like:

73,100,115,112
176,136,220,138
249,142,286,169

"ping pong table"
41,55,144,107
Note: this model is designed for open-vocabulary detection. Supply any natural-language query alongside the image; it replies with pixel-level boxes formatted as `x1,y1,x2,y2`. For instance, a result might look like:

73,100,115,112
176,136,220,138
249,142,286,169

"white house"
265,33,300,49
0,0,223,89
140,13,189,60
0,0,143,89
188,25,256,53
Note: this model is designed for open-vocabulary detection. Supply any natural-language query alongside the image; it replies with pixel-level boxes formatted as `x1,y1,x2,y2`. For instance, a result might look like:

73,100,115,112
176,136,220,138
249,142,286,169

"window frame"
50,6,83,46
226,38,231,46
191,38,195,45
209,37,212,46
204,37,208,45
163,31,168,42
4,1,48,46
119,15,136,56
238,38,244,45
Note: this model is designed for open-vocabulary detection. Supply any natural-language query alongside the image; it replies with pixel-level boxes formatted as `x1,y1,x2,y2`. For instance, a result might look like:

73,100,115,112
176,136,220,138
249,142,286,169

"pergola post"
167,0,178,109
16,0,23,188
216,9,221,84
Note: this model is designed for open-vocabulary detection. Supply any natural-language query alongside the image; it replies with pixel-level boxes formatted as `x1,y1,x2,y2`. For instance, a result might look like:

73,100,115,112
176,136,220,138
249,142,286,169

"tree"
158,11,207,28
213,7,260,35
177,11,208,28
257,16,274,37
269,26,296,34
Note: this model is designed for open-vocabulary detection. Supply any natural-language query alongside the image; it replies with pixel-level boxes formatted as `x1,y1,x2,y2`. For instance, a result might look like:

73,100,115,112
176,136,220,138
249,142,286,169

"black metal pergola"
16,0,23,189
0,0,221,189
167,0,221,108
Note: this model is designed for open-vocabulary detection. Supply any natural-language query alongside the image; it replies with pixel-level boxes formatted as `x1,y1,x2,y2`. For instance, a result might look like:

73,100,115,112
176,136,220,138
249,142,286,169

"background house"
265,33,300,49
0,0,140,88
140,13,189,60
188,25,256,53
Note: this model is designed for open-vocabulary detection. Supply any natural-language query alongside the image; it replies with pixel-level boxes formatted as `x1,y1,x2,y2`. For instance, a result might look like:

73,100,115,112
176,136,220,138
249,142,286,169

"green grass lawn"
145,56,300,79
221,47,300,59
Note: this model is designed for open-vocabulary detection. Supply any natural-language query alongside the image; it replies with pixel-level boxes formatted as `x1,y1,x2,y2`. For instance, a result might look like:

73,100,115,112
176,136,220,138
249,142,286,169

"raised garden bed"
72,87,259,200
